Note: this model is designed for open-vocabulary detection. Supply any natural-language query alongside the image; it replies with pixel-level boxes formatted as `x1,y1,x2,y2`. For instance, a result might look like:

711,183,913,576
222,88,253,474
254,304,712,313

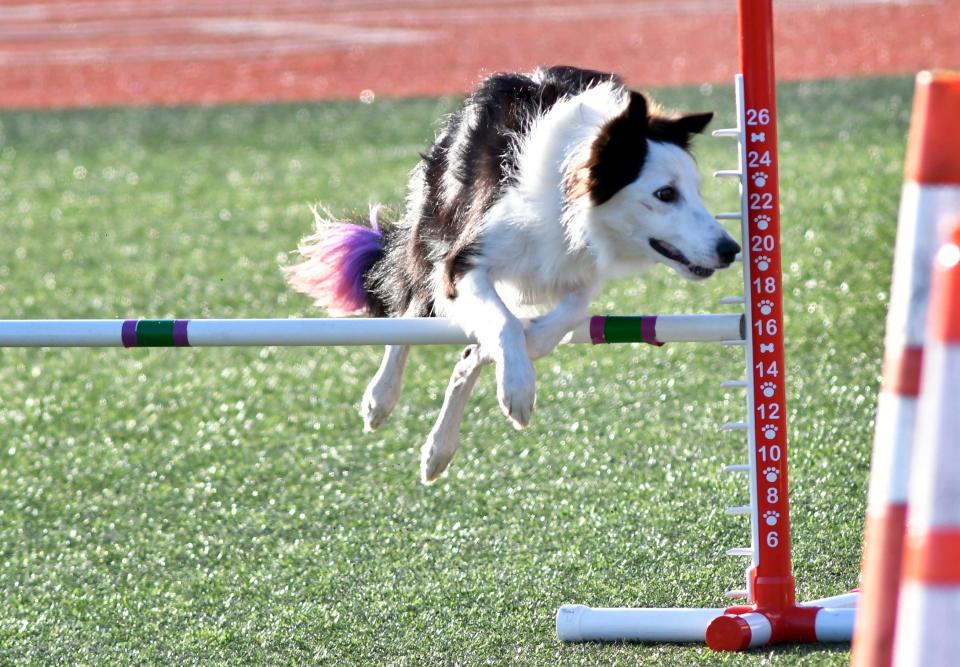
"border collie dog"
286,66,740,482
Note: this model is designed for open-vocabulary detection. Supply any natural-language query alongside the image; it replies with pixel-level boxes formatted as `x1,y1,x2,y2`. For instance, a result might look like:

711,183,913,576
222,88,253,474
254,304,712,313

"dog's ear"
678,111,714,134
578,91,650,205
648,111,714,150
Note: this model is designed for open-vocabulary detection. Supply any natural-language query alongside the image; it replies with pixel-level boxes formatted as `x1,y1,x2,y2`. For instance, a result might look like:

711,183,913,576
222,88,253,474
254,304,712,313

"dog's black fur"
360,66,709,321
286,66,734,481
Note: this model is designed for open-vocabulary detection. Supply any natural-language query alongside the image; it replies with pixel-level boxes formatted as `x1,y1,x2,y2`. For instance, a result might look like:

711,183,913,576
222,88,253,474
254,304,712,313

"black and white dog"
286,66,740,482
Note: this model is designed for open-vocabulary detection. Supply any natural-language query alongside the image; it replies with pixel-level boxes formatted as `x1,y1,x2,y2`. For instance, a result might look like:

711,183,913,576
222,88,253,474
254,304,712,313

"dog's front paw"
496,354,535,430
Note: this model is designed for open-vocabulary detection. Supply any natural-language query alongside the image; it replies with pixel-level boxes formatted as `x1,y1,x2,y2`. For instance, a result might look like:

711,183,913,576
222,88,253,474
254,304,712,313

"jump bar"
0,314,744,348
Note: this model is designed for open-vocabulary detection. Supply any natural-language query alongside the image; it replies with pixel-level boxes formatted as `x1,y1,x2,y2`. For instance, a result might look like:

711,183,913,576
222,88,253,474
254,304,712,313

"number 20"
751,235,775,252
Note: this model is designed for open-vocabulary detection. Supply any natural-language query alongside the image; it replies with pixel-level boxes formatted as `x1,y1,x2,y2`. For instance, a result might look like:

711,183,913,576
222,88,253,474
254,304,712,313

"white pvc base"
556,602,856,644
801,591,860,609
739,611,774,647
815,607,857,642
556,605,724,642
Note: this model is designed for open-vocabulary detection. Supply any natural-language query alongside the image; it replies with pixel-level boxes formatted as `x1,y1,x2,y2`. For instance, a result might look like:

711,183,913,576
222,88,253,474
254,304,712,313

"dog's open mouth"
649,239,715,278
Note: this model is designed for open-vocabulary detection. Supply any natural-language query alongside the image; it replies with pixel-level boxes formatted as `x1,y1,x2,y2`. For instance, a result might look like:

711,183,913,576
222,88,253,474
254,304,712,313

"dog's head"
568,90,739,280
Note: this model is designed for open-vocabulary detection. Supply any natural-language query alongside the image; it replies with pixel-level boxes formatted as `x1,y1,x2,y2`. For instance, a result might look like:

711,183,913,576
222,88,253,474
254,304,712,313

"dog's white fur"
358,81,734,482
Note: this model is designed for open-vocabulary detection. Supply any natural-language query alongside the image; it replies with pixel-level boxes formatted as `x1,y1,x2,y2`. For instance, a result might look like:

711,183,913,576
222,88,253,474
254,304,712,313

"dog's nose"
716,237,741,266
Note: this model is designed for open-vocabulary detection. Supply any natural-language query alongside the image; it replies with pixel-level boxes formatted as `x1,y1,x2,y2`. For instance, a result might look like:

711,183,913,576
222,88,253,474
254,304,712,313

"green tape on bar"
602,316,645,344
600,315,664,346
136,320,175,347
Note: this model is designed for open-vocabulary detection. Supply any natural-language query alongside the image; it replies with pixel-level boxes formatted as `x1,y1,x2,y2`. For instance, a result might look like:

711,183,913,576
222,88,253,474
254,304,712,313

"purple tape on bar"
641,316,664,347
121,320,137,348
172,320,190,347
589,316,607,344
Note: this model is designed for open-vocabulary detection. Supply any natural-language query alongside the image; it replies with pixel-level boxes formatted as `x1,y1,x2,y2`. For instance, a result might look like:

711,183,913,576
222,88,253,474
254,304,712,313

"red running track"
1,0,959,108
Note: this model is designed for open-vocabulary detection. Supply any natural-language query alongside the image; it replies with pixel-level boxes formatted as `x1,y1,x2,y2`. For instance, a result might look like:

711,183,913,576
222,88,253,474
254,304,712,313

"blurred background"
3,0,959,109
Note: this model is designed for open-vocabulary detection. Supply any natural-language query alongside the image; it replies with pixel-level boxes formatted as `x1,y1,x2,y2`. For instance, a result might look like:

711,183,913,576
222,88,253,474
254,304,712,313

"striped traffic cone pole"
892,222,960,665
852,70,960,667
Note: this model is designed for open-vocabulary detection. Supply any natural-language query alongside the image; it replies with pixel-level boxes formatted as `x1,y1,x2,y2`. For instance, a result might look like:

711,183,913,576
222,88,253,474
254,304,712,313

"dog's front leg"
420,345,487,483
524,288,598,360
445,268,535,429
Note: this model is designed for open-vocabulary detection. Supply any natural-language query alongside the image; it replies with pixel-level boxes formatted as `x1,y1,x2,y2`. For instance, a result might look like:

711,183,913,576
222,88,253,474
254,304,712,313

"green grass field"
0,76,911,665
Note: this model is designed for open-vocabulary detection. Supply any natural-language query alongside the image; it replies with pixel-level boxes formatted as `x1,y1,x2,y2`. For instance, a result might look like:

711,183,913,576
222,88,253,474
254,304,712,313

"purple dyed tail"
285,205,385,316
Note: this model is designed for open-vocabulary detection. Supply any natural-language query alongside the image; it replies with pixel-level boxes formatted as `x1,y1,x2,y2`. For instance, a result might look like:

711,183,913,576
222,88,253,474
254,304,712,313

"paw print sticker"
763,467,779,483
763,510,780,526
758,299,774,316
755,214,771,231
763,424,778,440
752,171,768,188
754,255,771,272
760,381,776,398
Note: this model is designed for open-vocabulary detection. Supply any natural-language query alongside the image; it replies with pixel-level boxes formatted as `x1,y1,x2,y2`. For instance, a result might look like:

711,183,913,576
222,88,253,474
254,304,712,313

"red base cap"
706,605,822,651
706,615,752,651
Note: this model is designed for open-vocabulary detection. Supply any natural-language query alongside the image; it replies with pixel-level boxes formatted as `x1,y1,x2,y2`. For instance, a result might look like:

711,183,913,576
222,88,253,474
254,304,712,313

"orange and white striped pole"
892,222,960,665
852,71,960,667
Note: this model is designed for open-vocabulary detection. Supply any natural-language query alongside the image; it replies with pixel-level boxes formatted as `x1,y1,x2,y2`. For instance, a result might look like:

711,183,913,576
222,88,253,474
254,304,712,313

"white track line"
0,23,435,66
0,0,931,24
0,18,425,40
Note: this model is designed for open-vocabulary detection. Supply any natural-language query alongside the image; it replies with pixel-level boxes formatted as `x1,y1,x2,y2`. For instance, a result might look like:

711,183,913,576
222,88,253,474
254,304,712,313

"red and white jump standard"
556,0,856,650
892,222,960,665
851,71,960,667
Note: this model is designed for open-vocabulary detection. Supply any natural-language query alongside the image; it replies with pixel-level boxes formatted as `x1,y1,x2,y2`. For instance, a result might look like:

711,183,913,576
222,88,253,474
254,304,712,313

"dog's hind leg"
361,344,411,432
420,345,488,483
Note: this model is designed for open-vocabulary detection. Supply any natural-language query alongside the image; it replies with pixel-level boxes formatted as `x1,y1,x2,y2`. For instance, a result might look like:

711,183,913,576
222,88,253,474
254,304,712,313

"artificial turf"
0,75,911,665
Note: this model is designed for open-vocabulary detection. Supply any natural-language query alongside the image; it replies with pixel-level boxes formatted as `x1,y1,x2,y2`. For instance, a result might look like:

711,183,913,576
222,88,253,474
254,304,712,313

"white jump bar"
0,314,744,348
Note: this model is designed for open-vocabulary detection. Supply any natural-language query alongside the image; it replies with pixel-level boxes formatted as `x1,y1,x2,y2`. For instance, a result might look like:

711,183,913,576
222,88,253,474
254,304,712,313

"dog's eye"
654,186,678,203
